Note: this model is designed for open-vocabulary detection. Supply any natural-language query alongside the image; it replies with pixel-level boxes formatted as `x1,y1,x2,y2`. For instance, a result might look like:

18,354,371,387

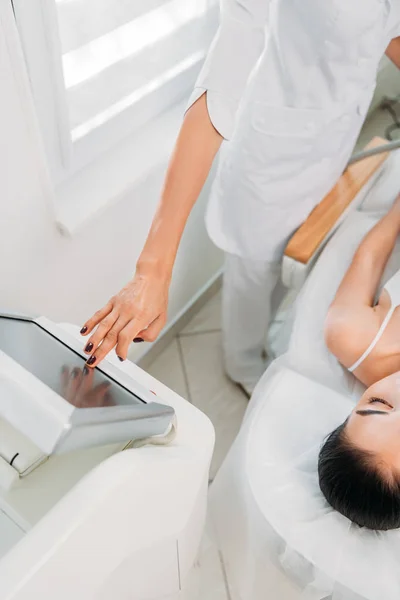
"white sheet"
209,151,400,600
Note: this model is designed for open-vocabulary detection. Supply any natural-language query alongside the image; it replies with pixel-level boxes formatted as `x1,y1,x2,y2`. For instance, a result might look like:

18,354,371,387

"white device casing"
0,323,215,600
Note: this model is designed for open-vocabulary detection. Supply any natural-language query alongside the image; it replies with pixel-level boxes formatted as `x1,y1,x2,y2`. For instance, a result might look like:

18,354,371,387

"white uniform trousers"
222,253,286,394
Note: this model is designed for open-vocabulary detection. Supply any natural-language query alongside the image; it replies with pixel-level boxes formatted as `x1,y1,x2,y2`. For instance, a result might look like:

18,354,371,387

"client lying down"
320,193,400,530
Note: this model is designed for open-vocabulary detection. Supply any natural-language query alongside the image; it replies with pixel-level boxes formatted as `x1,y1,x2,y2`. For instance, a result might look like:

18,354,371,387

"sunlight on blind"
61,0,210,88
71,51,205,141
54,0,217,141
55,0,168,53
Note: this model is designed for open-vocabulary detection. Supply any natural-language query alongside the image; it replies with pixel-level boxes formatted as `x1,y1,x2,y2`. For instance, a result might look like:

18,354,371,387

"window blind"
55,0,218,142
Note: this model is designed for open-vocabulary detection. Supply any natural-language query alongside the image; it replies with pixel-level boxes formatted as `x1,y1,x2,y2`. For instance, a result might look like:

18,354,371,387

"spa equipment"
0,314,214,600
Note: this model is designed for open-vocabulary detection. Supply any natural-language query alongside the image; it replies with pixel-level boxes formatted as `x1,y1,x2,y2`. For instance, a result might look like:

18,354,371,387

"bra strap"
348,306,396,372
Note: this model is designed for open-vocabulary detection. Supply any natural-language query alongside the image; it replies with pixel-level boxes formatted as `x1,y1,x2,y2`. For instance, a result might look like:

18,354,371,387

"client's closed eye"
368,397,393,409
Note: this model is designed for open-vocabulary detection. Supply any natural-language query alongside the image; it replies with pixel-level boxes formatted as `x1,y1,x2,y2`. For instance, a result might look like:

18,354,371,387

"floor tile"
190,517,230,600
181,291,222,335
179,331,248,479
145,339,190,400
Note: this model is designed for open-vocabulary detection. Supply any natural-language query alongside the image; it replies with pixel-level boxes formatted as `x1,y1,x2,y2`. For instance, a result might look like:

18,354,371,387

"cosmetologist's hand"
80,266,170,367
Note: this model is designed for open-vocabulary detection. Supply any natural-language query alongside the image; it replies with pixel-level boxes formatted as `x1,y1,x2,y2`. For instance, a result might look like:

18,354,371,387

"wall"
0,2,223,353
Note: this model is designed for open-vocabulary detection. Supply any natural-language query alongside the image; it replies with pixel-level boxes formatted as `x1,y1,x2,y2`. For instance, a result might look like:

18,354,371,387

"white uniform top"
187,0,400,261
348,268,400,372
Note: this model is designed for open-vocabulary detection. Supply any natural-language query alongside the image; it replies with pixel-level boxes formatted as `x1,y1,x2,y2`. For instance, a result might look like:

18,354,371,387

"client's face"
346,371,400,467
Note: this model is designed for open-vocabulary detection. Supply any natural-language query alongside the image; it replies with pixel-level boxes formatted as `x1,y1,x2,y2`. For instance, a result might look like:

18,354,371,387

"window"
12,0,218,184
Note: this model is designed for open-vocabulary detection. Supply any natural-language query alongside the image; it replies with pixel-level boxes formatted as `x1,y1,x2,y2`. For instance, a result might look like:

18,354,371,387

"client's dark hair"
318,419,400,530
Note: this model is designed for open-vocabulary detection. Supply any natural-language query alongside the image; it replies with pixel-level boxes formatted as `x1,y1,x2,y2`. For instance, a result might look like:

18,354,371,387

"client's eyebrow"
355,409,390,417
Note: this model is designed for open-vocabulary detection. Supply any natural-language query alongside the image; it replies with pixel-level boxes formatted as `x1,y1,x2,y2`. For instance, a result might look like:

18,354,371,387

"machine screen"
0,317,144,409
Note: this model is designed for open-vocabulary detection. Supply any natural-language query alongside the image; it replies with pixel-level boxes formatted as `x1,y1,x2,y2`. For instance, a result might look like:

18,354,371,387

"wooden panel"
284,137,389,265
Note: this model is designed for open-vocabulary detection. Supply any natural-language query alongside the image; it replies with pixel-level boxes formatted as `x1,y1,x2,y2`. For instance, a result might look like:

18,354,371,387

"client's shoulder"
324,303,381,370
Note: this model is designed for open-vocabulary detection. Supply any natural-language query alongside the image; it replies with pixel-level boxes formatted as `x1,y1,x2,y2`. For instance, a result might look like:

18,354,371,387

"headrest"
244,364,400,600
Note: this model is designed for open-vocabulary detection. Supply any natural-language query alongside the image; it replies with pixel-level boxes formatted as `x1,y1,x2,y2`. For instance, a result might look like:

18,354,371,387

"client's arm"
386,37,400,69
325,195,400,364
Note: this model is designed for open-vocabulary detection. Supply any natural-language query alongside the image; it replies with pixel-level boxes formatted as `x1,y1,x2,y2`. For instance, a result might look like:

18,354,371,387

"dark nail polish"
118,356,125,362
85,342,94,353
86,356,96,366
83,366,90,376
72,368,80,378
80,326,88,334
133,337,144,343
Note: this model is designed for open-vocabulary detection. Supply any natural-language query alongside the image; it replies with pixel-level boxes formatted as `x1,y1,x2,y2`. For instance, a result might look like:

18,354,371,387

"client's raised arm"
325,195,400,369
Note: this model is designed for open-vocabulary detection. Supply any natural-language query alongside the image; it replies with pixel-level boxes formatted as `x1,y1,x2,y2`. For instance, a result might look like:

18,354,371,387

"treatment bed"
209,138,400,600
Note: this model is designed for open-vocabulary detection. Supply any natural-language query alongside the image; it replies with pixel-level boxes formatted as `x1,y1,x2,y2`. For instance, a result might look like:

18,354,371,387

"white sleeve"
185,0,271,140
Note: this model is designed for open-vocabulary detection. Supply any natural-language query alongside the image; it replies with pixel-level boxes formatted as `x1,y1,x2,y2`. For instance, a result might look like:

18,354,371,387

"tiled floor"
147,290,248,482
145,103,396,600
188,518,233,600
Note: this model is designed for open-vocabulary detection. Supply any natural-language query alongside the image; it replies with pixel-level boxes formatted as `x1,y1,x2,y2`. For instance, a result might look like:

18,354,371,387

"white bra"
348,268,400,372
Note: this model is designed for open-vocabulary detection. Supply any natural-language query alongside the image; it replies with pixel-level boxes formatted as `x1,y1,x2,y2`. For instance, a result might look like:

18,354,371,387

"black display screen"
0,317,143,409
